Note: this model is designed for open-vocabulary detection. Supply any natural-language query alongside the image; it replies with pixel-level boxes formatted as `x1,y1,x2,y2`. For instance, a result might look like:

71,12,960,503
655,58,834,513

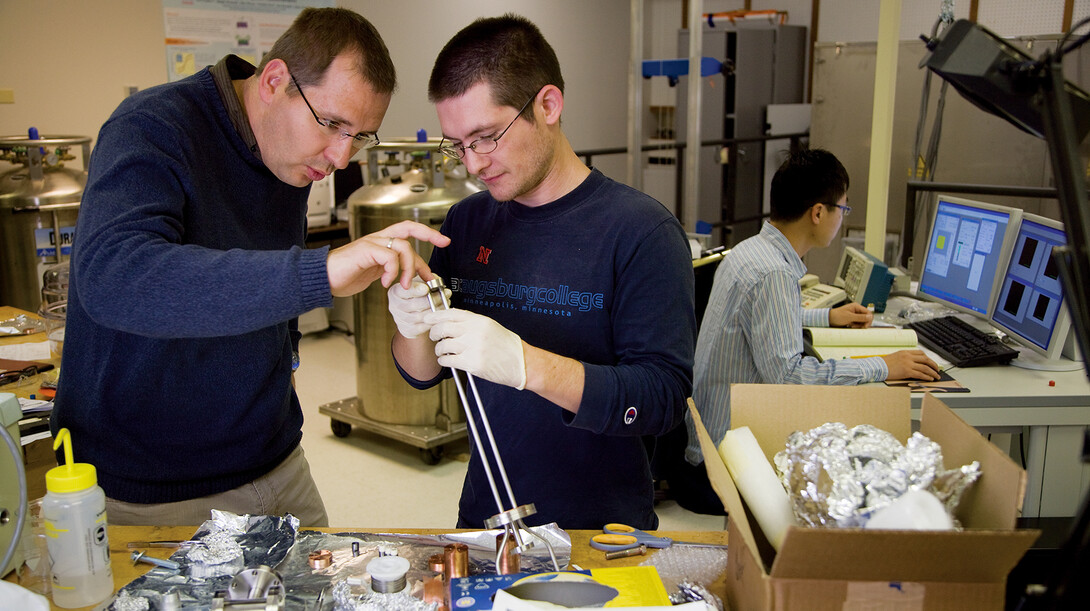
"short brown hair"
259,7,396,96
428,14,562,123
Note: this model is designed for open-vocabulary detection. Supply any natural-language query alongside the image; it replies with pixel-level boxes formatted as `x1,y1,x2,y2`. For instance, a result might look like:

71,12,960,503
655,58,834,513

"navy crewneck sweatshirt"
52,61,331,503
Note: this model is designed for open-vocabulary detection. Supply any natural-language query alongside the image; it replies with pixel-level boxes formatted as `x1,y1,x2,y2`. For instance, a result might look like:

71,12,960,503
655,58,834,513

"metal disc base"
484,504,537,529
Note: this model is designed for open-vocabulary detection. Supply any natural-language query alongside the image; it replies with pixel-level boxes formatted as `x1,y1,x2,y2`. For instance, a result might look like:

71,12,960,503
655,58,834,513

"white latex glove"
425,308,527,390
387,278,448,339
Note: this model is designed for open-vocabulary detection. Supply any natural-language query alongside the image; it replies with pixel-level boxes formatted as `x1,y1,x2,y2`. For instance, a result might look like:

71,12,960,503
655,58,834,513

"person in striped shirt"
673,148,938,515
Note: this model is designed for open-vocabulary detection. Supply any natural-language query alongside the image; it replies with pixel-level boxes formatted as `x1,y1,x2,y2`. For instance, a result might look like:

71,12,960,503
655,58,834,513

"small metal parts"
443,542,469,579
604,544,647,560
423,575,448,611
428,553,445,573
496,533,521,574
307,549,333,570
160,590,182,611
212,565,286,610
127,540,195,549
131,550,181,571
367,555,411,593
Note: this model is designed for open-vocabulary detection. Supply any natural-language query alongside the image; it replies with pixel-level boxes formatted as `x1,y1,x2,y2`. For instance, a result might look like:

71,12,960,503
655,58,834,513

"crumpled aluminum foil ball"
773,422,980,528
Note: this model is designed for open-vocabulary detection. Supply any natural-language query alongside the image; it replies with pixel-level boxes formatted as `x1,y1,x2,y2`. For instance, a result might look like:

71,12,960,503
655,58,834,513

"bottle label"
44,504,113,606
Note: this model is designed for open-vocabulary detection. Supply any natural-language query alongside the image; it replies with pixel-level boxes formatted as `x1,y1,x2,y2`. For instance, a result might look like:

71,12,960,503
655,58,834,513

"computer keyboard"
906,316,1019,368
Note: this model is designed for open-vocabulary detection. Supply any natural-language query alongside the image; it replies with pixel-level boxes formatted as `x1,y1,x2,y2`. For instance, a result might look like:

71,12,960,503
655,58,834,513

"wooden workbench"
0,305,57,401
32,525,728,610
4,313,730,608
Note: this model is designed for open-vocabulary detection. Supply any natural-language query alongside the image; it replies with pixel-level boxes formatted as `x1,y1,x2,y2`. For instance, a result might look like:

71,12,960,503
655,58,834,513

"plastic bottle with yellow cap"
42,428,113,608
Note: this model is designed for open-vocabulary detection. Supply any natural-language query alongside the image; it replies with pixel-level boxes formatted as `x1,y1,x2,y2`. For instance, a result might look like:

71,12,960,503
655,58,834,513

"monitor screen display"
917,195,1022,317
990,214,1069,356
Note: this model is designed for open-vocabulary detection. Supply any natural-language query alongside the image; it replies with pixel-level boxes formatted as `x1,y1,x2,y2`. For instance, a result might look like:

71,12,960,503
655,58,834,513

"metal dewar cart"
319,140,482,464
0,133,88,312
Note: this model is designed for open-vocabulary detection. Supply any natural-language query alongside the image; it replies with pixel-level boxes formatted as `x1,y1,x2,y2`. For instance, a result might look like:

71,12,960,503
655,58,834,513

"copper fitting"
604,544,647,560
429,553,446,574
444,543,469,579
496,533,520,575
308,549,333,569
423,574,448,611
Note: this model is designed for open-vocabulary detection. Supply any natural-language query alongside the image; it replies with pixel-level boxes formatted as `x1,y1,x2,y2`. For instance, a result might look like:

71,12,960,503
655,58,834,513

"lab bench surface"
31,525,729,610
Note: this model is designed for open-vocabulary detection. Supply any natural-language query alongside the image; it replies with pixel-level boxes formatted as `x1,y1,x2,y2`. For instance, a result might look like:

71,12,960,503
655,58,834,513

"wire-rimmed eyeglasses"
437,93,537,160
288,71,380,151
0,366,39,388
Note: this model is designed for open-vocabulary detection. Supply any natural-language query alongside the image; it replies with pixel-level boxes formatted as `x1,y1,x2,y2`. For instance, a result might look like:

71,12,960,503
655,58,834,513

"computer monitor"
989,213,1081,370
917,195,1022,318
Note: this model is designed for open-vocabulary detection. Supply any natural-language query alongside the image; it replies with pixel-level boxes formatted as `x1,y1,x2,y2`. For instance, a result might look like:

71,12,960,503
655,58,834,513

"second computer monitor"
990,213,1073,362
917,195,1023,318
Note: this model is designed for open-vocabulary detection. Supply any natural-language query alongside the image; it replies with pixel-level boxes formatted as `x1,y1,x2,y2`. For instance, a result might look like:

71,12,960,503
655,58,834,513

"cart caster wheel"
420,446,443,465
331,419,351,438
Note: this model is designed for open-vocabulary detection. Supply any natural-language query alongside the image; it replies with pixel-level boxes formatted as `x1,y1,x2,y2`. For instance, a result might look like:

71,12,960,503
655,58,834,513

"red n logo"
476,246,492,264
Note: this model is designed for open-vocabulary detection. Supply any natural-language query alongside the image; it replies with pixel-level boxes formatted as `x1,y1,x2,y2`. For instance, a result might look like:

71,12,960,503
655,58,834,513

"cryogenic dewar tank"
0,132,89,312
319,140,483,464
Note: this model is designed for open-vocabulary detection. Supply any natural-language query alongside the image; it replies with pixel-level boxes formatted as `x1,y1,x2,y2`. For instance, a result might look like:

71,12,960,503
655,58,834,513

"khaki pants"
105,445,329,527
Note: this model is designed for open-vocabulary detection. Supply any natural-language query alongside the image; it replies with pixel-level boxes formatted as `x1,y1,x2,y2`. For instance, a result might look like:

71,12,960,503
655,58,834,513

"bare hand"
830,303,874,328
326,220,451,297
883,349,940,381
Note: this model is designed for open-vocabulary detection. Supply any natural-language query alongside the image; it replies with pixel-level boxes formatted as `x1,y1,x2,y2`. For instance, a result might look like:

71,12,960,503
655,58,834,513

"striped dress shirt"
684,222,887,465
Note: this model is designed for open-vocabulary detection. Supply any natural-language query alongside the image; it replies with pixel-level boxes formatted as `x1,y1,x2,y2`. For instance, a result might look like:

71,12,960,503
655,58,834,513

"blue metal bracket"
642,57,725,86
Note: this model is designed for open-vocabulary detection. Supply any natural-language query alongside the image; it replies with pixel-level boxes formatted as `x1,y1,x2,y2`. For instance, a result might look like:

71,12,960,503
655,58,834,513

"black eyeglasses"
289,71,380,151
438,93,537,160
0,366,39,388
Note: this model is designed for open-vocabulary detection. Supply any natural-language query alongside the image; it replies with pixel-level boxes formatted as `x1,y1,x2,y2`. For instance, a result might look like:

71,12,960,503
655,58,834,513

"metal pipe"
626,0,645,189
683,0,704,232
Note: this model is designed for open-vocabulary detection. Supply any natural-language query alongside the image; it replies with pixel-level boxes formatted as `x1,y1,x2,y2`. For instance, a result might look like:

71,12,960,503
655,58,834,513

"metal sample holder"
423,278,559,572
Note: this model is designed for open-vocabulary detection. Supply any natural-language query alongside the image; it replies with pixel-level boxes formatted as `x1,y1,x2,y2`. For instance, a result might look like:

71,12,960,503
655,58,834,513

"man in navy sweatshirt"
389,14,695,530
51,7,448,526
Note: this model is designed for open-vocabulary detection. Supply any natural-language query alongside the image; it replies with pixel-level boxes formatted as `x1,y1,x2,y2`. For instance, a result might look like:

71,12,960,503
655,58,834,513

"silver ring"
385,238,394,249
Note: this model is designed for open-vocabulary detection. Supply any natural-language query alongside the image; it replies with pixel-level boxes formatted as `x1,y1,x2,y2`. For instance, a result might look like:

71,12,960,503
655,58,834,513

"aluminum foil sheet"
112,511,299,609
110,512,571,610
0,314,45,335
773,423,980,528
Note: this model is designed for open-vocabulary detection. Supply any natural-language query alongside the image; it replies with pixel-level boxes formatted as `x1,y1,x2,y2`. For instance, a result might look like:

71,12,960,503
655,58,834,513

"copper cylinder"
443,543,469,579
308,549,333,569
496,533,520,575
423,574,448,611
428,553,446,574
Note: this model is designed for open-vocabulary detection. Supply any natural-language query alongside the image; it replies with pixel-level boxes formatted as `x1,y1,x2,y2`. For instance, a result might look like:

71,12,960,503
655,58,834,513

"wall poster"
162,0,333,82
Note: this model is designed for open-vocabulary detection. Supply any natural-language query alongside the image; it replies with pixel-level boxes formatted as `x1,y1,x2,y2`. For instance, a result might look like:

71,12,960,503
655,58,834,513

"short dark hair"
428,14,563,123
769,148,850,222
258,7,396,96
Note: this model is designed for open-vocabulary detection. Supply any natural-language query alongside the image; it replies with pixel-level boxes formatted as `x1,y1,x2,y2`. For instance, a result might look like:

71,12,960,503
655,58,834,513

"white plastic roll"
718,426,796,551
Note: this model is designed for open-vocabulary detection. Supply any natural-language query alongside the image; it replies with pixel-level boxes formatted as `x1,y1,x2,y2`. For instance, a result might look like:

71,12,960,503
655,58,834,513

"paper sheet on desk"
0,341,51,361
885,369,969,392
918,345,953,371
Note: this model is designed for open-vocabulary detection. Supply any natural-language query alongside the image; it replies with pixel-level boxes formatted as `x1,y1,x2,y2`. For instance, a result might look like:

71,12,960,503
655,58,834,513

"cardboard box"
691,384,1040,610
23,436,56,500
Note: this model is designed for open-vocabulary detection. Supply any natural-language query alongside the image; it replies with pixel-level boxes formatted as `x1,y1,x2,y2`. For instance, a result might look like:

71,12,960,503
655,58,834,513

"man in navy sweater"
51,8,448,526
389,15,695,530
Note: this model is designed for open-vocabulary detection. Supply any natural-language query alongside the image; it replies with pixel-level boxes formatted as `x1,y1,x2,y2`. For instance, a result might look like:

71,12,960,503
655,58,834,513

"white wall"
0,0,631,179
0,1,166,141
340,0,630,156
2,1,1087,178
